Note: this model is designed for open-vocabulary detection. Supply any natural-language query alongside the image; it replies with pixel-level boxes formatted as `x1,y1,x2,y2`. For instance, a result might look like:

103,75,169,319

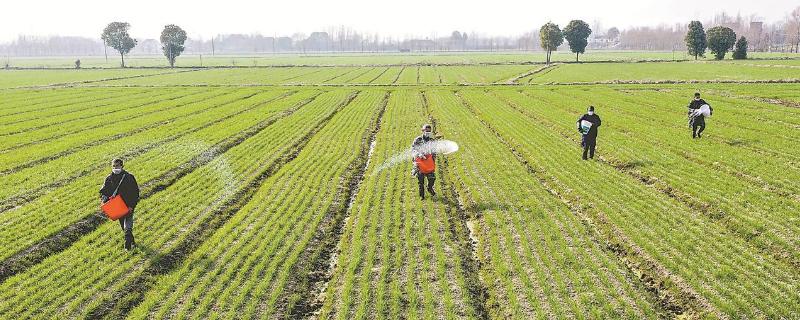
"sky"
0,0,795,42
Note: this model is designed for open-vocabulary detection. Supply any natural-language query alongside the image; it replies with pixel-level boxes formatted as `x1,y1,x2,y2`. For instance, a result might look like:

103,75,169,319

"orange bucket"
101,195,130,221
415,155,436,174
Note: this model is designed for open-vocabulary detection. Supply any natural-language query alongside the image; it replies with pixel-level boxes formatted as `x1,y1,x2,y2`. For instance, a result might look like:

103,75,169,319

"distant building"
748,22,764,51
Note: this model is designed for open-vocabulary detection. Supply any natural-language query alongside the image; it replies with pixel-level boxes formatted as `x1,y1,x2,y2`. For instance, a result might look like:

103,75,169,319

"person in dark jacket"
99,158,140,250
577,106,602,160
687,92,713,139
411,124,436,200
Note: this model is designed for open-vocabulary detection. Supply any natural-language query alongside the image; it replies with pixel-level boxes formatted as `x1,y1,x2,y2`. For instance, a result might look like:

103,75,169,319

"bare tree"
787,6,800,52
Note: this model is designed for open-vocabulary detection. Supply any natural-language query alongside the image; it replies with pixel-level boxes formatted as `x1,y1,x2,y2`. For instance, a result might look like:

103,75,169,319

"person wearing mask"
687,92,713,139
99,158,140,250
411,124,436,200
577,106,602,160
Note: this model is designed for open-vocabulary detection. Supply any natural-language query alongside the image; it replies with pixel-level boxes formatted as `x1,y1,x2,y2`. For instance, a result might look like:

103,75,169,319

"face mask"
588,111,594,115
423,131,432,138
112,168,122,174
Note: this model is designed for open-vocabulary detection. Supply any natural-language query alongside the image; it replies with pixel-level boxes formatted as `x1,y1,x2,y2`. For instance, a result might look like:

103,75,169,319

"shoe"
420,195,425,200
428,188,436,197
124,232,133,250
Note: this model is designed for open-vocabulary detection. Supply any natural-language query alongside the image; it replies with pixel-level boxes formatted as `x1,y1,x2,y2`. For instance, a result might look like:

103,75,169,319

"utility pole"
103,39,108,63
211,36,215,56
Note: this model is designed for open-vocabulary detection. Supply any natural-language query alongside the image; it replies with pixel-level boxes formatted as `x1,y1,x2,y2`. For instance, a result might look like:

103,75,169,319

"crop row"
0,88,137,120
0,69,184,89
518,86,800,249
0,89,166,135
457,89,799,317
558,86,800,193
0,89,357,318
0,88,315,263
423,90,662,318
319,90,481,319
126,90,385,319
87,65,540,86
520,62,800,84
505,88,800,270
0,88,266,204
707,83,800,104
1,88,84,110
586,88,799,187
0,89,217,171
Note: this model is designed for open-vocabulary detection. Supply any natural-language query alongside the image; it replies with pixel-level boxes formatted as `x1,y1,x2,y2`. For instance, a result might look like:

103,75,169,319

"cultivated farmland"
0,54,798,319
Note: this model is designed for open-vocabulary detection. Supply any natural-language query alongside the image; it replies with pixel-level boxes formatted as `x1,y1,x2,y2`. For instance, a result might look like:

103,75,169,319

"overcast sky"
0,0,795,42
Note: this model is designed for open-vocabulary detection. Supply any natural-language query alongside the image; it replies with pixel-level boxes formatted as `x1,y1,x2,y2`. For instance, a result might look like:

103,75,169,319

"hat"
422,124,432,131
588,106,595,112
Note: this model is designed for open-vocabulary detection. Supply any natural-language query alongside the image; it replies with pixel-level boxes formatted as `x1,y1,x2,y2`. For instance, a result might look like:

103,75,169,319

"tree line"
1,6,797,66
35,18,784,68
101,11,800,67
686,21,749,60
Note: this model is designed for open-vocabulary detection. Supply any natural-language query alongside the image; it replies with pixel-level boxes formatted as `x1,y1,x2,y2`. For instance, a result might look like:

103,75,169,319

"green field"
523,62,800,83
5,50,800,68
0,54,798,319
0,69,185,88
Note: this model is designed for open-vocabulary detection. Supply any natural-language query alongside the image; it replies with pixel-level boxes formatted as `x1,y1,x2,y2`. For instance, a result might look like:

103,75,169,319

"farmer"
577,106,602,160
411,124,436,200
99,158,140,250
687,92,713,139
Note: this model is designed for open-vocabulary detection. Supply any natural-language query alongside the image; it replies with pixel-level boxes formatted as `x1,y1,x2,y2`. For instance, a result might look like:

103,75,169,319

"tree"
539,22,563,65
160,24,187,67
563,20,592,62
607,27,620,40
685,21,707,60
732,36,748,59
450,31,467,50
101,22,137,67
787,6,800,53
707,26,737,60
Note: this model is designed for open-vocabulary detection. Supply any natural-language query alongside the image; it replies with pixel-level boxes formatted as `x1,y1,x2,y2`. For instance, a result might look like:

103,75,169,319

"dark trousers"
119,210,134,247
416,172,436,197
581,135,596,160
692,120,705,138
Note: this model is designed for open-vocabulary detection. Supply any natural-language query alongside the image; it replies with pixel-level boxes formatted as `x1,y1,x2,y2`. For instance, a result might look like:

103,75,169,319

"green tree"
563,20,592,62
161,24,188,67
101,22,137,67
707,26,736,60
539,22,564,65
732,36,748,60
685,21,706,60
